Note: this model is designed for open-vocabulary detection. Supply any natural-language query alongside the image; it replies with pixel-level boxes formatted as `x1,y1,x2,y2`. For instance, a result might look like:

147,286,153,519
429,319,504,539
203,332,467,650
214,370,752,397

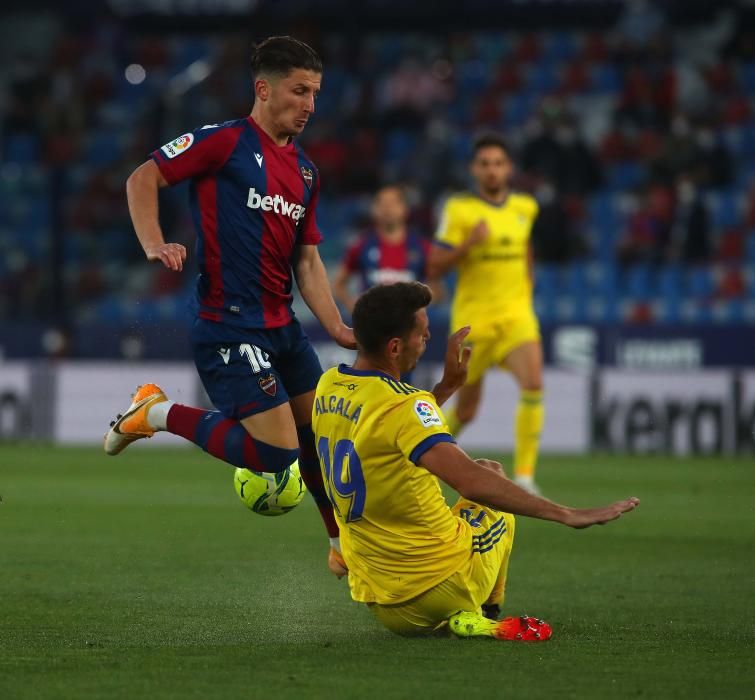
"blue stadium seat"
590,64,622,94
588,191,622,229
85,130,127,167
606,161,646,190
657,264,682,300
554,295,577,322
94,295,125,322
534,265,556,320
457,59,490,95
705,189,742,230
656,296,681,323
746,233,755,262
719,300,745,323
685,266,715,299
533,296,552,323
623,264,654,300
746,265,755,296
559,262,588,297
535,263,556,296
502,94,535,126
740,61,755,93
4,134,40,164
542,32,579,61
477,33,511,63
525,63,559,94
384,131,418,162
587,260,618,297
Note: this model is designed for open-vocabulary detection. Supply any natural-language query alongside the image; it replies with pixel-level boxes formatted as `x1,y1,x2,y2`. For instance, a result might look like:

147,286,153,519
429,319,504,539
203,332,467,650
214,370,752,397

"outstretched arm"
432,326,472,406
126,160,187,272
421,442,639,528
294,244,356,349
331,263,357,314
427,221,490,279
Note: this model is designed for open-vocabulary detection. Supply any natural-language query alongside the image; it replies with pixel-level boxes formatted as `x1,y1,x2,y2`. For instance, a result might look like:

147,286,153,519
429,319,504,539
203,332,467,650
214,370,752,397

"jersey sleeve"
299,172,323,245
434,197,466,249
342,238,364,272
150,124,240,185
391,393,456,465
520,194,540,223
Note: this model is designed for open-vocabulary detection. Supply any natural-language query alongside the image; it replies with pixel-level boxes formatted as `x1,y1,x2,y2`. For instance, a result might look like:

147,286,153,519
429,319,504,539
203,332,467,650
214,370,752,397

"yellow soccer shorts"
368,501,516,636
464,313,541,385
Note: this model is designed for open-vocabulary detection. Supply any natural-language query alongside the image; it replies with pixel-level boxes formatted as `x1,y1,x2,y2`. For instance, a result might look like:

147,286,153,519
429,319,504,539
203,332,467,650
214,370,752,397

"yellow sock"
445,407,464,437
514,390,544,479
484,513,516,607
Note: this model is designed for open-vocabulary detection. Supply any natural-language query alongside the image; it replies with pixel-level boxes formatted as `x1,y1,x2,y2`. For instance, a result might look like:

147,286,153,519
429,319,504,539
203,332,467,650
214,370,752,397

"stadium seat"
657,265,682,301
502,94,535,126
542,31,579,61
524,63,559,94
590,64,622,94
705,189,743,230
384,131,418,163
746,233,755,262
606,162,646,190
739,61,755,93
623,264,654,300
84,130,123,167
4,134,40,164
685,266,715,299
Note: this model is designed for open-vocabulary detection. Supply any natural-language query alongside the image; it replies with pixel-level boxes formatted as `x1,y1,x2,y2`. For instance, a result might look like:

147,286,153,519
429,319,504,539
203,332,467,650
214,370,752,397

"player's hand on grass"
146,242,187,271
563,497,640,529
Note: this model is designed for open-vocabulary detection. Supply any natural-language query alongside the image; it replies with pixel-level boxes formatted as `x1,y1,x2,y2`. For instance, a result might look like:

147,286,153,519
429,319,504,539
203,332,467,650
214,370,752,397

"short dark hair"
375,183,408,202
251,36,322,79
472,132,510,158
352,282,432,356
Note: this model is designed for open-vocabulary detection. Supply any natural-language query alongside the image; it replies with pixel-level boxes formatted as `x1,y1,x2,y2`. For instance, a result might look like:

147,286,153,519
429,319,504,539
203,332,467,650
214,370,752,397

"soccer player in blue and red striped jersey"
104,36,354,576
333,185,432,314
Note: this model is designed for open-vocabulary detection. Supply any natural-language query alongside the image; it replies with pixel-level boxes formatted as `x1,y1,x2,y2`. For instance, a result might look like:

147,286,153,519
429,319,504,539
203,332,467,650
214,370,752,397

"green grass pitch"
1,445,753,699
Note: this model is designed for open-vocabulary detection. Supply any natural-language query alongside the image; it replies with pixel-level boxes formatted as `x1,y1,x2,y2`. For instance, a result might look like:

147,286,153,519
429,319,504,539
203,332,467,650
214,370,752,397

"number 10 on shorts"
240,343,271,374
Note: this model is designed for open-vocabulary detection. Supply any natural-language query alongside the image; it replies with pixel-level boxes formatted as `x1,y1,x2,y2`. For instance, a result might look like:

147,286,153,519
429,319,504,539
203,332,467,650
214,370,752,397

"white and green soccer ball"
233,461,307,516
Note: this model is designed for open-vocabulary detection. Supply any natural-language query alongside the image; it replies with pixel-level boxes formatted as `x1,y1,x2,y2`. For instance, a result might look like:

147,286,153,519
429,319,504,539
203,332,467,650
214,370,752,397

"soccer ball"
233,461,307,516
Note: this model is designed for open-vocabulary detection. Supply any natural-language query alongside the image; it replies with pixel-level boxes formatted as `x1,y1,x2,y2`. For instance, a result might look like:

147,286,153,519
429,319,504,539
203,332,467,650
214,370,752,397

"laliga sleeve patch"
414,399,442,428
161,133,194,159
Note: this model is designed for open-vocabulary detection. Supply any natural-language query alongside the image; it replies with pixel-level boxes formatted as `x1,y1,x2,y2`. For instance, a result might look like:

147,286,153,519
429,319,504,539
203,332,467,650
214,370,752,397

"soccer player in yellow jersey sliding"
428,133,545,495
312,281,639,640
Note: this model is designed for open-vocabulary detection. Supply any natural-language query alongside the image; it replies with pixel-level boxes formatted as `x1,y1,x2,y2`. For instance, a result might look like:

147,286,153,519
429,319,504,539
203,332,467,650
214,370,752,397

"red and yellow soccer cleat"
104,383,167,455
495,615,553,641
449,611,552,642
328,547,348,579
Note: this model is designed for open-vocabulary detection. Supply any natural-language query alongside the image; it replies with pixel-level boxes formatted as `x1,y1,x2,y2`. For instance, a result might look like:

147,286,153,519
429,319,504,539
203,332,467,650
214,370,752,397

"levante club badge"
301,166,313,188
258,374,277,397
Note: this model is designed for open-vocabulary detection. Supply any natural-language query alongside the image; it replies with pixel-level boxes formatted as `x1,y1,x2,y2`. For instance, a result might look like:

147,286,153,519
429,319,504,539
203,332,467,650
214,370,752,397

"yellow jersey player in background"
428,132,545,495
312,281,639,640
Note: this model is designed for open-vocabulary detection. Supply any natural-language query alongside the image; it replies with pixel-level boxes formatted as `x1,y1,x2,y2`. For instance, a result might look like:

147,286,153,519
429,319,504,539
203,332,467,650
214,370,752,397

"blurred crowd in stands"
2,0,755,329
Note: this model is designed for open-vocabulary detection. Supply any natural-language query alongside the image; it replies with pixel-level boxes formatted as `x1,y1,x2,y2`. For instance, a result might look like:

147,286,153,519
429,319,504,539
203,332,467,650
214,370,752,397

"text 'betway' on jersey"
246,188,306,221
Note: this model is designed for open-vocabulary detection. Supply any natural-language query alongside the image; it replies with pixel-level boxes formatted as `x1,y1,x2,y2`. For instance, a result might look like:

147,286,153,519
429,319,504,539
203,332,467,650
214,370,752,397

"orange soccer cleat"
104,383,167,455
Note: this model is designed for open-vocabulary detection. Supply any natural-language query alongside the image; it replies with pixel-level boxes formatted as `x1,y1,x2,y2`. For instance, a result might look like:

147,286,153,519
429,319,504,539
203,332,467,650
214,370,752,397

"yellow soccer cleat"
449,611,552,642
328,547,348,579
104,383,167,455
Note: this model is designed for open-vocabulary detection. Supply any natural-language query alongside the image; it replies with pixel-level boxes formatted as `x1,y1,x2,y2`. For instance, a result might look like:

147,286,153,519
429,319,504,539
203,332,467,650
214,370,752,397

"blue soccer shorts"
190,318,323,420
